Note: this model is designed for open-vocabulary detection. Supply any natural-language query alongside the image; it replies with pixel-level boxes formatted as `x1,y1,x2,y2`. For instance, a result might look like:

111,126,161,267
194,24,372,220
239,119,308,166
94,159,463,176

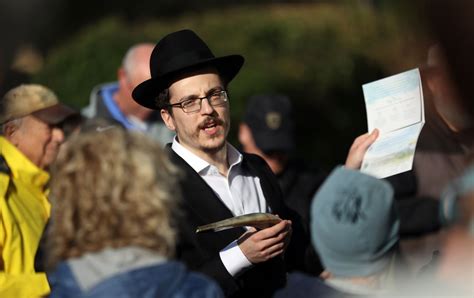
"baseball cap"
311,166,400,277
243,94,295,153
0,84,76,125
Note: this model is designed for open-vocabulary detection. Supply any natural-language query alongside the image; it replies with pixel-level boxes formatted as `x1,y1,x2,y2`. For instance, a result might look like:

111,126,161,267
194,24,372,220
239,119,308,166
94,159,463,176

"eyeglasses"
167,90,228,113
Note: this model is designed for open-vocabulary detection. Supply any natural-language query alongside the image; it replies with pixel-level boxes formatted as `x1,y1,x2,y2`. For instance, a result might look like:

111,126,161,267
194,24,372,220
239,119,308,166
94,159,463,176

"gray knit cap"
311,166,399,277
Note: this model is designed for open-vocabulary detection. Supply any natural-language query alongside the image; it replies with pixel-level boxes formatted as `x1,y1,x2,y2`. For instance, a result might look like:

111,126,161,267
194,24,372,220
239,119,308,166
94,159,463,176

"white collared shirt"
172,137,269,276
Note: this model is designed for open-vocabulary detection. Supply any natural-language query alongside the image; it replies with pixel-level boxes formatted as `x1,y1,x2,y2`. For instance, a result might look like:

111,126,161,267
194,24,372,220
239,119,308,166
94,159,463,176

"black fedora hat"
132,29,244,109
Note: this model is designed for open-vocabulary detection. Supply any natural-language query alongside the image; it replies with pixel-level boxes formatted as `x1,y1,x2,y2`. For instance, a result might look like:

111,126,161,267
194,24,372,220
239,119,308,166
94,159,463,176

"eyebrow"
176,86,224,103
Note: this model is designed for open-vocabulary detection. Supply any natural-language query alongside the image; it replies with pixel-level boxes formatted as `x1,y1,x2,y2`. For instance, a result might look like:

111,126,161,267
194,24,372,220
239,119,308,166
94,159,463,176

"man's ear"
161,109,176,131
426,76,437,96
238,123,262,155
238,123,249,145
238,123,255,147
117,67,129,89
3,121,19,144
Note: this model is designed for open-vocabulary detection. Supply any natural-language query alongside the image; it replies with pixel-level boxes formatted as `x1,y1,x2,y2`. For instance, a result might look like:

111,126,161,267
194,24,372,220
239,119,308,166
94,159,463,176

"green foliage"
34,18,147,109
34,3,427,168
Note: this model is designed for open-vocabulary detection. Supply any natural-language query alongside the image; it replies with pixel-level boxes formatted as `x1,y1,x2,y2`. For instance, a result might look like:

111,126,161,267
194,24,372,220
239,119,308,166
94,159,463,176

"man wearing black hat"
132,29,378,297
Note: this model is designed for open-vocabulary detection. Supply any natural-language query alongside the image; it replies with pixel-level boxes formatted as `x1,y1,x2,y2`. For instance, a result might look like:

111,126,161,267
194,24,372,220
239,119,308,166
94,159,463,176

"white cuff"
219,239,253,276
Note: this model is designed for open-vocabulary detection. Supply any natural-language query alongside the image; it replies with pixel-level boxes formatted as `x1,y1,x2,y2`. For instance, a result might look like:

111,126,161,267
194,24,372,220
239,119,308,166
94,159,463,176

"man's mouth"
199,118,222,135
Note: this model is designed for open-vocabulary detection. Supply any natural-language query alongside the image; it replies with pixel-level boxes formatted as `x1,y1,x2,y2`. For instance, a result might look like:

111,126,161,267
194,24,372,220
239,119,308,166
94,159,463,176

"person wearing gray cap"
275,166,405,298
0,84,76,297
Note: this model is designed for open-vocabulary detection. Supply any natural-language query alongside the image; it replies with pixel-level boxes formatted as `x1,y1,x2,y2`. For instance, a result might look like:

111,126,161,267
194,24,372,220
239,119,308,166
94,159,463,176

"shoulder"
90,82,117,101
241,153,280,189
0,155,11,175
175,263,225,298
82,82,118,118
101,261,224,298
241,153,273,176
242,152,266,165
274,272,318,298
275,272,348,298
165,145,192,171
48,262,83,297
0,155,11,199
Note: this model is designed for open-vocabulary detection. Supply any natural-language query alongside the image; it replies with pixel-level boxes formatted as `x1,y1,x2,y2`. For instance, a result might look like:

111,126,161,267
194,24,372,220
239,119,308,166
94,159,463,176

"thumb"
246,226,257,233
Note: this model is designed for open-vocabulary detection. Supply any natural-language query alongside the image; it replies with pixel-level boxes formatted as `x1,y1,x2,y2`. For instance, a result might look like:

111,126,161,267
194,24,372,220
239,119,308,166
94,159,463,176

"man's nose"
52,126,65,144
200,97,215,114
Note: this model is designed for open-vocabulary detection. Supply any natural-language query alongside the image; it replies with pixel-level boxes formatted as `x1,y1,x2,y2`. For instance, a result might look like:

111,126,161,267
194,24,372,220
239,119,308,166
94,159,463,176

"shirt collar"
171,136,243,174
227,142,243,168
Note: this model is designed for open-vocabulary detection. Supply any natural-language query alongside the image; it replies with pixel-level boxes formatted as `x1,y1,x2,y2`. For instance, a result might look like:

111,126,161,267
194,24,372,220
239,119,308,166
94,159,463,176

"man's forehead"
168,69,223,98
26,114,51,127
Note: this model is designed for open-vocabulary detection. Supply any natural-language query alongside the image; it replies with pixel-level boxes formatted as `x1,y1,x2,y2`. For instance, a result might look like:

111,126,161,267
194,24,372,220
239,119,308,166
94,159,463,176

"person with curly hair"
46,127,224,297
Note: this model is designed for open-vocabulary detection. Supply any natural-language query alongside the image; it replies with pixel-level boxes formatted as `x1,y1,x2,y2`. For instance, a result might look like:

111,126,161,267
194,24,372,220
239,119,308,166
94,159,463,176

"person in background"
0,84,76,297
413,2,474,294
238,94,326,230
389,164,474,297
416,44,474,200
82,43,174,144
434,165,474,295
131,29,378,297
46,127,224,298
275,166,406,298
396,44,474,274
238,94,326,275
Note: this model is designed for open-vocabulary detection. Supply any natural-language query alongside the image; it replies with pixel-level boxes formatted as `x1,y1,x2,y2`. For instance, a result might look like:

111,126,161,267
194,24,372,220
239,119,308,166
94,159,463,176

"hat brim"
132,54,244,110
253,130,295,153
32,103,77,125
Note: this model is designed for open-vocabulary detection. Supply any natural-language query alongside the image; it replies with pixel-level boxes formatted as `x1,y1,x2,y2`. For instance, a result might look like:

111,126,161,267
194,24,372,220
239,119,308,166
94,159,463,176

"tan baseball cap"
0,84,77,125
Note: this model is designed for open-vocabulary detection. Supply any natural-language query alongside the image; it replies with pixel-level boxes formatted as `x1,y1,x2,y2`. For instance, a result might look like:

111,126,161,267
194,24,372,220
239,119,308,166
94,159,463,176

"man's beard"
197,115,228,154
201,139,226,155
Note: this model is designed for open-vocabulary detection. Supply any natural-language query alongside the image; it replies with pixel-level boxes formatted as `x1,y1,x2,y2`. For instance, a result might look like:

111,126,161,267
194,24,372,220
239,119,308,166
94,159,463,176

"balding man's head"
122,43,154,87
116,43,155,120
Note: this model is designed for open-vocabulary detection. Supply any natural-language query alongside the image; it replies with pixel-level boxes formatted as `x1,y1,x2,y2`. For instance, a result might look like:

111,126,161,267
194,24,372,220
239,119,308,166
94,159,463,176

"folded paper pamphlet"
360,68,424,178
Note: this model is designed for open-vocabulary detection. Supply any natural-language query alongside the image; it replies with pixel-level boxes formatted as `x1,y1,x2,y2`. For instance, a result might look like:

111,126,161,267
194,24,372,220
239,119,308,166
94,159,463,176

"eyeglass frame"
165,90,229,113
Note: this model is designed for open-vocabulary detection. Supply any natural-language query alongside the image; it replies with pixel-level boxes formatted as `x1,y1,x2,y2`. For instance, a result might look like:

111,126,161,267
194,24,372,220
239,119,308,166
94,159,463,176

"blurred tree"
33,3,429,168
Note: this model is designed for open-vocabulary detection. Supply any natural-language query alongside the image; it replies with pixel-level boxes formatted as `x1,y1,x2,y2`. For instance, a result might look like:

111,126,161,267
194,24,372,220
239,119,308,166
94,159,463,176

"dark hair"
155,88,171,112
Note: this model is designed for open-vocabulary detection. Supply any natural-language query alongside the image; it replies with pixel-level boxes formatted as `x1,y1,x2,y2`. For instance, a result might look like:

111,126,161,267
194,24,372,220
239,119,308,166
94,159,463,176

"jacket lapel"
242,153,284,215
167,147,244,241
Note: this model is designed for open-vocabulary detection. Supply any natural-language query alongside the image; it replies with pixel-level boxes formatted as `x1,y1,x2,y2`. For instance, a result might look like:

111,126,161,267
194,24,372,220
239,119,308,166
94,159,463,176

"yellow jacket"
0,136,51,297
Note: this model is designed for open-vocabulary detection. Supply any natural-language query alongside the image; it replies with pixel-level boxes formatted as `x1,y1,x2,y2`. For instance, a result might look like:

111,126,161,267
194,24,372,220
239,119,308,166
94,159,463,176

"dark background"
0,0,433,170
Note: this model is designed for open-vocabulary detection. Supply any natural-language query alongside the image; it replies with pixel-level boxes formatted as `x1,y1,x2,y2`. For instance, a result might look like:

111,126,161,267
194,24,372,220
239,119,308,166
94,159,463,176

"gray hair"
0,117,24,136
122,43,154,79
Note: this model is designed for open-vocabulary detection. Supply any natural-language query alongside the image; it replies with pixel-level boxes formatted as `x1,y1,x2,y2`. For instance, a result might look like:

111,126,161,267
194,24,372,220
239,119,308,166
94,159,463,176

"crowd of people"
0,18,473,298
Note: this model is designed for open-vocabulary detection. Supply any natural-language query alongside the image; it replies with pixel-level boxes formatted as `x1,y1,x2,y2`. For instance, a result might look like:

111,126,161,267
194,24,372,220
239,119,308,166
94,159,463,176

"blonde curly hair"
46,128,181,268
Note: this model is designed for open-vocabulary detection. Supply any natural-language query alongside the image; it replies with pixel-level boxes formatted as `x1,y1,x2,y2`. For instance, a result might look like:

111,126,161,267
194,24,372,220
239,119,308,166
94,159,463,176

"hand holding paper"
345,129,379,170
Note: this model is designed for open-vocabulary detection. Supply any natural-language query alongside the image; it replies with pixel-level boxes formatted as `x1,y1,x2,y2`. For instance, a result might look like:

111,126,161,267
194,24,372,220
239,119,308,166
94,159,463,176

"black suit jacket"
167,146,308,297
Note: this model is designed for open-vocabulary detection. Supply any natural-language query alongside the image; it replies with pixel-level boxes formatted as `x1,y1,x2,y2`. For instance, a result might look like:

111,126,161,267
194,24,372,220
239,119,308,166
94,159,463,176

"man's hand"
345,129,379,170
237,220,292,264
